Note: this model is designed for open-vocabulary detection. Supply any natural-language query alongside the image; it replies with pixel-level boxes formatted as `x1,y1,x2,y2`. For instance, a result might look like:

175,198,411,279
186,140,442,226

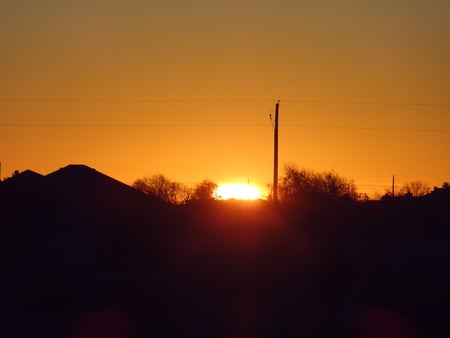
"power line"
0,122,448,134
282,99,450,107
0,98,275,103
285,124,450,134
1,97,450,107
0,122,270,128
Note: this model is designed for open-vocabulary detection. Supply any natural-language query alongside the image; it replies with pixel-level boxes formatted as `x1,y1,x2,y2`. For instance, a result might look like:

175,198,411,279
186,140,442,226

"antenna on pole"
273,100,280,202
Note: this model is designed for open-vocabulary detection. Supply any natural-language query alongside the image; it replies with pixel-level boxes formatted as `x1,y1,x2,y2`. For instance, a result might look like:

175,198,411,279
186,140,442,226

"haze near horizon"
1,0,449,196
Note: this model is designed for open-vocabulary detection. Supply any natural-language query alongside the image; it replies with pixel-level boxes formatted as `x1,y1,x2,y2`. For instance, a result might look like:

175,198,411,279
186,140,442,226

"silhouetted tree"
192,179,218,200
399,180,431,197
132,174,192,204
280,164,358,201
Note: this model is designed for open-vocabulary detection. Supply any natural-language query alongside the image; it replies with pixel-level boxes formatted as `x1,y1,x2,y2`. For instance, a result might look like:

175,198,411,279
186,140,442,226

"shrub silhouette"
133,174,192,204
399,180,431,197
192,179,218,200
280,164,358,202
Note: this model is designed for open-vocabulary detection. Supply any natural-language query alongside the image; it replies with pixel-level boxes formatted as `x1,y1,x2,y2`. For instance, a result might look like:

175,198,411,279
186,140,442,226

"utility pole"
273,101,280,202
392,175,395,197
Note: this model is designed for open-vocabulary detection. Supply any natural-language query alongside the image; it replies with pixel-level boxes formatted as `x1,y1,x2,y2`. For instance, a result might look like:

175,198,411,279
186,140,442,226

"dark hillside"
1,166,450,338
44,164,166,216
1,165,172,338
0,169,45,206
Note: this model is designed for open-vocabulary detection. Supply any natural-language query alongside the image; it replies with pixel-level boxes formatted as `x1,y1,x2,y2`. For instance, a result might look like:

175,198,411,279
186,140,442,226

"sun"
214,183,263,201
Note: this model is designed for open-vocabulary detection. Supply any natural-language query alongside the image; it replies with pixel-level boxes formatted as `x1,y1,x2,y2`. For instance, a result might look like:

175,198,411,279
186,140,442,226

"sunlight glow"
214,183,262,200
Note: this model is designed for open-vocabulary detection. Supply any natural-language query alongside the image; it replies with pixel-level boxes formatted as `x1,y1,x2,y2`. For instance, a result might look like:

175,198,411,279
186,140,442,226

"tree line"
133,175,218,204
132,164,449,204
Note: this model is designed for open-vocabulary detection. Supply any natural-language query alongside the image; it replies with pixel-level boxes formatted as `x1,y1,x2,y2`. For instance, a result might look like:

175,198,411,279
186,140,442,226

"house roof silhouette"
1,164,166,216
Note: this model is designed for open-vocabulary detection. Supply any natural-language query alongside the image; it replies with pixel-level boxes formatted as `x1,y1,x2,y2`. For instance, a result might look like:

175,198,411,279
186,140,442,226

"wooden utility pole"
273,101,280,202
392,175,395,197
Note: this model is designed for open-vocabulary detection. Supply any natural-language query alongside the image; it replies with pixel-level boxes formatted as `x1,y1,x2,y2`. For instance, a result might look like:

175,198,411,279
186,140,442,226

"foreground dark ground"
1,165,450,338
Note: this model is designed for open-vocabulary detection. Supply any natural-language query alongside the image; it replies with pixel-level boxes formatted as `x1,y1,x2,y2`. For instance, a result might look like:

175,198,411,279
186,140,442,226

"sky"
1,0,450,197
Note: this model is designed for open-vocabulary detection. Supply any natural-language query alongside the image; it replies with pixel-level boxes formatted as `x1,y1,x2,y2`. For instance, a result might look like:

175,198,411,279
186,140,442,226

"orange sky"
1,0,450,197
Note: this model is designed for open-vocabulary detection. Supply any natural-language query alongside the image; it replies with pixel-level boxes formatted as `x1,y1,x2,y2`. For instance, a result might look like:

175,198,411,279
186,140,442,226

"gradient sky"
1,0,450,196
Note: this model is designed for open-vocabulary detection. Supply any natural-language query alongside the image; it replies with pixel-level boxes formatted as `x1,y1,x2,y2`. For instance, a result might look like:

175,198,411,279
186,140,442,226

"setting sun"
214,184,263,201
